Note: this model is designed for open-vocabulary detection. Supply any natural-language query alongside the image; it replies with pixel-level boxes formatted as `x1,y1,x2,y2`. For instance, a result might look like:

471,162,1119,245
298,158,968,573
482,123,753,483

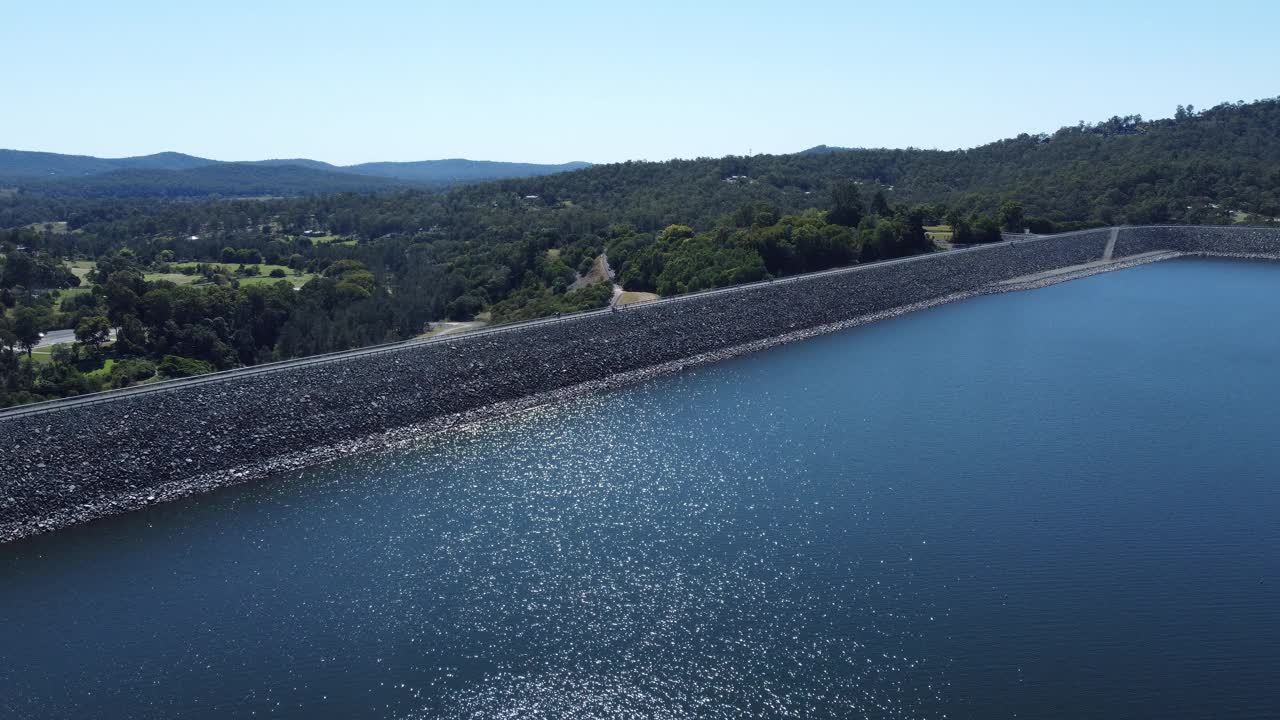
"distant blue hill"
21,164,404,198
797,145,855,155
0,149,592,197
346,159,591,183
0,149,216,177
242,158,342,172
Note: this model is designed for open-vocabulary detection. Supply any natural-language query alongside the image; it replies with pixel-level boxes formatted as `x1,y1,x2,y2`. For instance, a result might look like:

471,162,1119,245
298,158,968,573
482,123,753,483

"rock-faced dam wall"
2,225,1278,541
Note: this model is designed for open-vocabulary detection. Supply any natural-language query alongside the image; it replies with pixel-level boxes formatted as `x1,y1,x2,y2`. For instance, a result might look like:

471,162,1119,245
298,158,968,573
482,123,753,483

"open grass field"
172,261,288,274
170,262,315,288
924,224,954,241
53,287,94,303
68,259,198,286
27,348,117,374
65,260,96,281
66,259,314,289
27,221,69,234
145,272,201,285
237,273,315,288
305,235,356,246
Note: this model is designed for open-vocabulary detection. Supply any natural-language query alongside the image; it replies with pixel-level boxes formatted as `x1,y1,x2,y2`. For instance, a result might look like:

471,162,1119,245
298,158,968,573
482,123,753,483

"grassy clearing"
420,320,487,338
65,260,97,281
924,224,954,242
64,259,313,289
25,346,120,373
28,221,69,234
144,272,200,285
170,262,315,287
171,261,293,274
305,234,355,246
617,291,659,306
85,358,115,380
237,273,314,288
53,287,94,303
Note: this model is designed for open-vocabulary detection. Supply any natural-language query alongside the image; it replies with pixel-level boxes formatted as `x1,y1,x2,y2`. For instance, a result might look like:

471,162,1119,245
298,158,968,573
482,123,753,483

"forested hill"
2,98,1278,407
6,98,1278,215
476,97,1280,227
4,98,1278,233
0,151,592,197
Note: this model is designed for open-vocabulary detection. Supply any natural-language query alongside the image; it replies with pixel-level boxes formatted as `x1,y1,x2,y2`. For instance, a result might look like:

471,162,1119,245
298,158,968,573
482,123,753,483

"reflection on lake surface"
3,258,1278,719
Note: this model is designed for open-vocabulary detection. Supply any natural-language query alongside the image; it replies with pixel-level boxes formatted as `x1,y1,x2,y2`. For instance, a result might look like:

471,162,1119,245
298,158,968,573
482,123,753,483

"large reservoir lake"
3,258,1278,719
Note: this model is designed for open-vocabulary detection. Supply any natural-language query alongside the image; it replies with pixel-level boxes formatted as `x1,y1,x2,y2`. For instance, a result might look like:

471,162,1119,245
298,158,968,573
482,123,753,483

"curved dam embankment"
2,225,1278,542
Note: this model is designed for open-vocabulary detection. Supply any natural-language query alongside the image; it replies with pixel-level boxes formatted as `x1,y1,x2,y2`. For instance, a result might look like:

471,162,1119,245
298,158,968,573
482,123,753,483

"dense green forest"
2,98,1277,407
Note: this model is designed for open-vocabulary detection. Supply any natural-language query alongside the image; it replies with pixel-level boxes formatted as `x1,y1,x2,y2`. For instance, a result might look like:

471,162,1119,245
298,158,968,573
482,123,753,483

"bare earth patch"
617,291,659,306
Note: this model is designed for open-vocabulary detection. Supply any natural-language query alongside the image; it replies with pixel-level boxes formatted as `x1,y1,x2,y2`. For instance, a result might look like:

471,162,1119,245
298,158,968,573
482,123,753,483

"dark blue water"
3,258,1278,719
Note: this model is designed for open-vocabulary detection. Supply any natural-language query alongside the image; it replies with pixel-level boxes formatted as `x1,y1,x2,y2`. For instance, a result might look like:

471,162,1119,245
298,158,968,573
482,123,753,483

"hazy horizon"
0,148,596,167
5,0,1279,165
7,89,1273,168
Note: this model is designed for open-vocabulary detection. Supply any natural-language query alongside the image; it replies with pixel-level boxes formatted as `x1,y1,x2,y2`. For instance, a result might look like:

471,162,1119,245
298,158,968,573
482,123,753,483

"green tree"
972,215,1004,243
13,306,45,358
998,201,1026,233
0,252,35,288
864,219,899,262
827,182,864,227
75,315,112,354
102,271,145,326
870,189,892,217
0,316,17,356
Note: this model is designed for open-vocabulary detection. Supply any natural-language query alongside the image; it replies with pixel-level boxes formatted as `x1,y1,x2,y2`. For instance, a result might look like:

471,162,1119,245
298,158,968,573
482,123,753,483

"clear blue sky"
5,0,1277,165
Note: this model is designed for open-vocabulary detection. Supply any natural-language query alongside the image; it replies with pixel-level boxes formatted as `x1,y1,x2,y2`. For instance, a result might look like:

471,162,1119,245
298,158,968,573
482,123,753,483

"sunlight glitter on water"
317,390,947,719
